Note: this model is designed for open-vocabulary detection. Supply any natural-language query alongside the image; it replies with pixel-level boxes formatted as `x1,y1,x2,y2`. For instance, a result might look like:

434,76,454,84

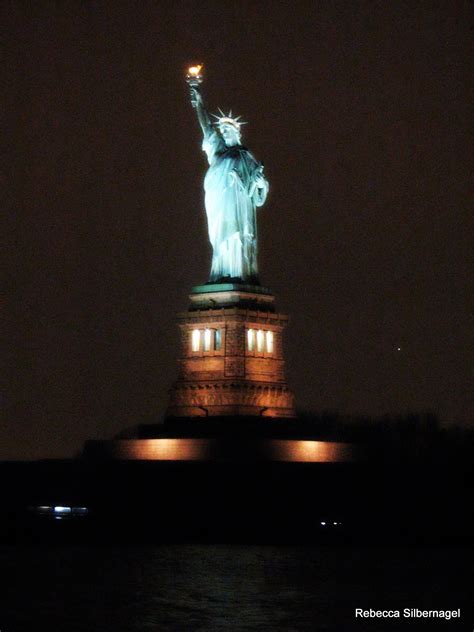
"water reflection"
0,545,471,631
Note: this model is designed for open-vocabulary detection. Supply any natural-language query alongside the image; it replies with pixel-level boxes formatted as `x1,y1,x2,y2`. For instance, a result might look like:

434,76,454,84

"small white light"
320,521,326,526
397,347,401,351
54,506,71,514
333,522,338,525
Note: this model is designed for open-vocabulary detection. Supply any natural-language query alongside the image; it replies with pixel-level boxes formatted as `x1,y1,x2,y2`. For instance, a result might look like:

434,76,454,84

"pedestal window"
266,330,274,353
256,329,264,352
203,328,212,351
247,328,274,355
191,328,222,353
247,329,255,351
192,329,201,352
215,329,222,351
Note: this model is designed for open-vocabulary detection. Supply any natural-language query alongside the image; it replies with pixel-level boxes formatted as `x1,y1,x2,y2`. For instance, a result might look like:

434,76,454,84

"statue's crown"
212,109,247,131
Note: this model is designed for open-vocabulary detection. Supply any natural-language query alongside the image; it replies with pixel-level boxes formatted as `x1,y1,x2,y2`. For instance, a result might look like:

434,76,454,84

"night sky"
5,1,472,459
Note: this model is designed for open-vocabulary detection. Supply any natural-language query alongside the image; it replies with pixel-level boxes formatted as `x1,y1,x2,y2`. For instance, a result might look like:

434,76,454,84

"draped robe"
202,129,268,283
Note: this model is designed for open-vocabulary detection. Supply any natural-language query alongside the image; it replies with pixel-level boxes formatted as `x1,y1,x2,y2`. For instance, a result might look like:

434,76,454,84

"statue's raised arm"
189,85,213,139
185,65,269,284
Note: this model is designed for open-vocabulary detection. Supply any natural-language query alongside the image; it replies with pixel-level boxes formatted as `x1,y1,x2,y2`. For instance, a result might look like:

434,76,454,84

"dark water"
1,545,471,631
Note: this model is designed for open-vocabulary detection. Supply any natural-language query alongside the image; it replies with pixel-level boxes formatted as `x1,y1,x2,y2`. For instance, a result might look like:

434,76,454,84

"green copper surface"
188,79,269,283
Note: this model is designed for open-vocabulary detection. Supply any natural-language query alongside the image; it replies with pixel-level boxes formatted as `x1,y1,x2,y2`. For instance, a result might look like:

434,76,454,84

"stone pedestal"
166,284,296,418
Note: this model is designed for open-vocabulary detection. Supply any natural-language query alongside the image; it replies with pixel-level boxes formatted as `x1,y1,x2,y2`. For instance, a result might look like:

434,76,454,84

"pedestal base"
167,284,296,419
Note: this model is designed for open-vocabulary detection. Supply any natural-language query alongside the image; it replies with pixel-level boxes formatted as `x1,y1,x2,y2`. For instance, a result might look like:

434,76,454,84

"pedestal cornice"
188,283,276,312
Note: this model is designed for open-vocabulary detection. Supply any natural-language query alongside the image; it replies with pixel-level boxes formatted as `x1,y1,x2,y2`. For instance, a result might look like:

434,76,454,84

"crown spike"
211,109,247,132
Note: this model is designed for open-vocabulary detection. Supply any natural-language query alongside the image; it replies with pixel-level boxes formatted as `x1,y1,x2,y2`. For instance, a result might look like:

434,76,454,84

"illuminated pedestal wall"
166,284,296,418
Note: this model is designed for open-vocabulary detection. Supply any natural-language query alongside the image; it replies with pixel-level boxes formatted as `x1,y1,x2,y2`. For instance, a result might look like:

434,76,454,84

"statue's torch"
186,64,203,108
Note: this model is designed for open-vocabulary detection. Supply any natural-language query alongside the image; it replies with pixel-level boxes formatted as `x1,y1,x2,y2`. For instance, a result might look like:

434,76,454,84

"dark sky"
4,1,472,459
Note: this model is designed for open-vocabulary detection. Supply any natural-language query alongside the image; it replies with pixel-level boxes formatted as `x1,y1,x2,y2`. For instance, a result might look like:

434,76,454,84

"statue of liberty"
187,67,269,284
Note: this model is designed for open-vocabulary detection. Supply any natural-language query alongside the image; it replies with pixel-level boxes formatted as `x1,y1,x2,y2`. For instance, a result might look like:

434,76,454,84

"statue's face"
219,124,240,147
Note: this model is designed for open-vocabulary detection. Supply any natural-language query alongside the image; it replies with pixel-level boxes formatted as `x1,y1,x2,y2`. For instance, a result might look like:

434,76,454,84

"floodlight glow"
54,506,71,514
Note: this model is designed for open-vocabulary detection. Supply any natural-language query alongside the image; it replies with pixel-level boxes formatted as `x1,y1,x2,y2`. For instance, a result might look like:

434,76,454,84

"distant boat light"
54,506,71,514
72,507,89,515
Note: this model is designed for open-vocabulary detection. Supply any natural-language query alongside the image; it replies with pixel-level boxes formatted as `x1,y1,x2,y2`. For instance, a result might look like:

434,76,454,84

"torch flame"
188,64,203,77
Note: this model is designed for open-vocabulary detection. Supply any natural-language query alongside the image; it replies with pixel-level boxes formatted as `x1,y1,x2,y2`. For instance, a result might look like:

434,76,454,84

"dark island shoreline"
2,414,472,547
